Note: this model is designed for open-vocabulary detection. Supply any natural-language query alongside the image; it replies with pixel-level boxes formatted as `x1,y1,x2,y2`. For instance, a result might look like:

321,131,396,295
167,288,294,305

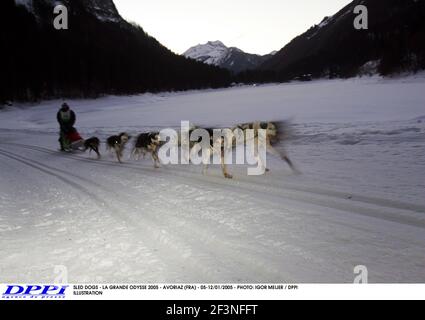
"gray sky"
114,0,352,55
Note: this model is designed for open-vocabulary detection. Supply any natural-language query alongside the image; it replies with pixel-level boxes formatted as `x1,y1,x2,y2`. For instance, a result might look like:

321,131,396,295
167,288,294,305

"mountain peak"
207,40,226,47
184,41,275,73
183,41,229,66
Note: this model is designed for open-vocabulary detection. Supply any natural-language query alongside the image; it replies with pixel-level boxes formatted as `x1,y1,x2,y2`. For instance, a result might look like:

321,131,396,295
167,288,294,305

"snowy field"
0,76,424,283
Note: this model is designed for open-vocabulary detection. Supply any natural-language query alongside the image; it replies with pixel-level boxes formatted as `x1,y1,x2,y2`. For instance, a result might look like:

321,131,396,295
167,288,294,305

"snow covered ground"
0,76,424,283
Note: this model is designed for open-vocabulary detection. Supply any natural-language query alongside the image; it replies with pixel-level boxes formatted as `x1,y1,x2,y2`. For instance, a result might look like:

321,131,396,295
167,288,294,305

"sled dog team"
81,122,298,179
57,103,298,179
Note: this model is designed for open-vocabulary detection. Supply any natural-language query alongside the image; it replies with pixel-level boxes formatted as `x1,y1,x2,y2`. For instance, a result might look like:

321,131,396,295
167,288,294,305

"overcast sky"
114,0,352,55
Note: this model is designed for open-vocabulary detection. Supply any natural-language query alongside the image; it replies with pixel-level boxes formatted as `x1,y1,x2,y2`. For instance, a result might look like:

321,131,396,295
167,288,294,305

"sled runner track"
0,146,297,280
3,142,425,231
4,143,425,282
0,143,399,242
0,149,106,205
3,143,425,217
0,146,290,281
158,168,425,230
0,148,218,281
2,142,422,209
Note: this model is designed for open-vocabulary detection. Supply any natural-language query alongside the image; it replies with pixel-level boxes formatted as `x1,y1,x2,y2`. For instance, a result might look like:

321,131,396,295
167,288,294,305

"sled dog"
83,137,101,159
193,121,299,178
132,132,162,168
234,121,299,174
106,132,131,163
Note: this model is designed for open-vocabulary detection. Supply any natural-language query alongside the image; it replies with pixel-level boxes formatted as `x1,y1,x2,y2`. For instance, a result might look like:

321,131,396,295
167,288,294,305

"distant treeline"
256,0,425,82
1,0,424,103
0,0,231,102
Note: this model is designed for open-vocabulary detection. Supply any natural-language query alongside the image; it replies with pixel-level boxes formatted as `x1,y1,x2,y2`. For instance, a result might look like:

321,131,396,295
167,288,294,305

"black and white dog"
106,132,131,163
132,132,162,168
83,137,101,159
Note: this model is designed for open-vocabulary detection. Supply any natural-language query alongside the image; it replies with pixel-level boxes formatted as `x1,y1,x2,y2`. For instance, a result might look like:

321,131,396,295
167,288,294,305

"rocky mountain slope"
184,41,275,73
0,0,230,102
260,0,425,80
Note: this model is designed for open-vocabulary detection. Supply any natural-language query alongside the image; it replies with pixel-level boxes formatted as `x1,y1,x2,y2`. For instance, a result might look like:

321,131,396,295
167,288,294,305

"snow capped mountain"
184,41,229,66
184,41,274,73
14,0,122,23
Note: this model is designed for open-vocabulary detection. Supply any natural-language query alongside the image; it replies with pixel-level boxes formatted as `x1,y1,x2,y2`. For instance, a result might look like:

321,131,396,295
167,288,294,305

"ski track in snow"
0,139,424,283
0,79,424,283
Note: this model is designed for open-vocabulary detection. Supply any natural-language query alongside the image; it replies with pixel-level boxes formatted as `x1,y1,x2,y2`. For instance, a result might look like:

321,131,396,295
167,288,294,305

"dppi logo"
2,285,68,299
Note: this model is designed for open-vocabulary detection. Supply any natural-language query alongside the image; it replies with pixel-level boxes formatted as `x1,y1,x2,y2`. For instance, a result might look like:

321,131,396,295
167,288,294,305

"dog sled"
61,128,85,151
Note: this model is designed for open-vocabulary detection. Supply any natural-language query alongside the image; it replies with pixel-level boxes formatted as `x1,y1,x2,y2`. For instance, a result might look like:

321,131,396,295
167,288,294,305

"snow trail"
1,78,424,283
